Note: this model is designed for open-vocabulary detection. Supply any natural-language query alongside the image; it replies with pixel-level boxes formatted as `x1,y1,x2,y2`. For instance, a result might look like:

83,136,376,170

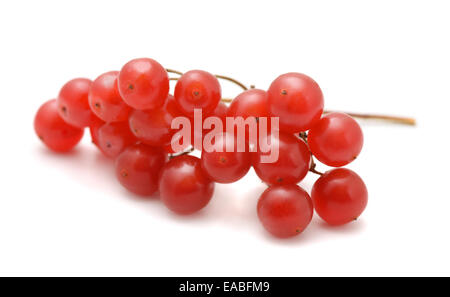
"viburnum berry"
88,71,131,122
97,121,137,158
88,115,105,147
129,95,182,147
308,112,363,167
253,132,311,185
115,144,167,196
268,72,324,133
34,99,84,152
311,168,368,226
201,132,251,183
174,70,221,117
118,58,169,110
57,78,96,128
159,155,214,215
258,184,314,238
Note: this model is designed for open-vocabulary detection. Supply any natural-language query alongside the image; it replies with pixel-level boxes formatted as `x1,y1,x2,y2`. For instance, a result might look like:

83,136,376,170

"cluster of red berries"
34,57,368,239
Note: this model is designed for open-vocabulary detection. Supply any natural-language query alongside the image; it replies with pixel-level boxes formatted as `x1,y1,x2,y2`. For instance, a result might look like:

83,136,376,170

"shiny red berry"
129,95,182,146
88,116,105,147
201,132,251,183
308,112,363,167
159,155,214,215
118,58,169,110
253,132,311,185
57,78,95,128
174,70,221,117
34,99,84,152
97,121,137,158
89,71,131,122
312,168,368,226
268,73,324,133
115,143,167,196
257,184,313,238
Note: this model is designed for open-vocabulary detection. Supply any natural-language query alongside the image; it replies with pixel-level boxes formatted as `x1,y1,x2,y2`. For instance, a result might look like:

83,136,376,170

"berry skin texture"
57,78,95,128
88,71,131,122
159,155,214,215
312,168,368,226
174,70,221,117
115,144,167,196
129,95,182,147
201,132,251,183
253,132,311,185
97,121,137,158
118,58,169,110
34,99,84,152
268,72,324,133
257,184,314,238
308,112,364,167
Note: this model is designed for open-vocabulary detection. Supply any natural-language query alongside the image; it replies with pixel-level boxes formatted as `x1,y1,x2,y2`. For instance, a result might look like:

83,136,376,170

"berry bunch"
34,57,371,239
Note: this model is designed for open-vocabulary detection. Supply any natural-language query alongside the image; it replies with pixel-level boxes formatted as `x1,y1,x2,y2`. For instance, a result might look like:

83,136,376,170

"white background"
0,0,449,276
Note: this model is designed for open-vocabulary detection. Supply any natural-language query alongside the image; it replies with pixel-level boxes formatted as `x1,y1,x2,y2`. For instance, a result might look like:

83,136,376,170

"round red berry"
34,99,84,152
308,112,363,167
312,168,368,226
257,184,313,238
268,73,324,133
57,78,95,128
159,155,214,215
118,58,169,110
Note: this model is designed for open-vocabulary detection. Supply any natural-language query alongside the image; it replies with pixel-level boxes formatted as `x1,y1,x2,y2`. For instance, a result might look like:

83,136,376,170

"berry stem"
323,110,416,126
166,68,183,76
309,158,324,176
169,146,194,159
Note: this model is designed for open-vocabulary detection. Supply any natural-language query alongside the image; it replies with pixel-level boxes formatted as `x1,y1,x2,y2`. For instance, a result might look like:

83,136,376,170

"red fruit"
115,144,167,196
312,168,368,226
192,101,228,151
88,116,105,147
253,132,311,185
129,95,182,147
257,184,313,238
34,99,84,152
308,112,363,167
201,132,251,183
268,73,324,133
57,78,95,128
88,71,131,122
97,121,137,158
159,155,214,215
118,58,169,110
174,70,221,117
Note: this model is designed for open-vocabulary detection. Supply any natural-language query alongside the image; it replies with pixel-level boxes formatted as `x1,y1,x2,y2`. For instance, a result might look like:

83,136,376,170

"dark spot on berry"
296,228,302,233
276,177,283,183
353,156,357,160
255,117,259,123
94,102,101,109
121,170,128,178
219,156,227,164
61,106,67,114
38,134,44,141
106,142,112,148
281,89,288,95
353,217,358,221
128,84,134,90
193,90,200,96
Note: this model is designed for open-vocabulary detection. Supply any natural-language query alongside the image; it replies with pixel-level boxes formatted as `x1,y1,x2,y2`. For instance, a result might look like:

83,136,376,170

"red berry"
88,71,131,122
88,116,105,147
312,168,368,226
174,70,221,117
268,73,324,133
308,112,363,167
159,155,214,215
34,99,84,152
201,132,251,183
115,144,167,196
257,184,313,238
129,95,182,147
253,132,311,185
192,101,228,151
97,121,137,158
118,58,169,110
57,78,95,128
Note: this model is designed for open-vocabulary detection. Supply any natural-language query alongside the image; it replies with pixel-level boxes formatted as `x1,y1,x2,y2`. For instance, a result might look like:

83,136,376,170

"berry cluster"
34,57,368,239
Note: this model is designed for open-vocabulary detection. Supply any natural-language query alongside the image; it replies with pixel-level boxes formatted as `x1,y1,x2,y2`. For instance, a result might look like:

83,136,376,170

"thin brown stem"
324,110,416,126
215,74,248,91
166,68,183,76
309,157,324,176
169,146,194,159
